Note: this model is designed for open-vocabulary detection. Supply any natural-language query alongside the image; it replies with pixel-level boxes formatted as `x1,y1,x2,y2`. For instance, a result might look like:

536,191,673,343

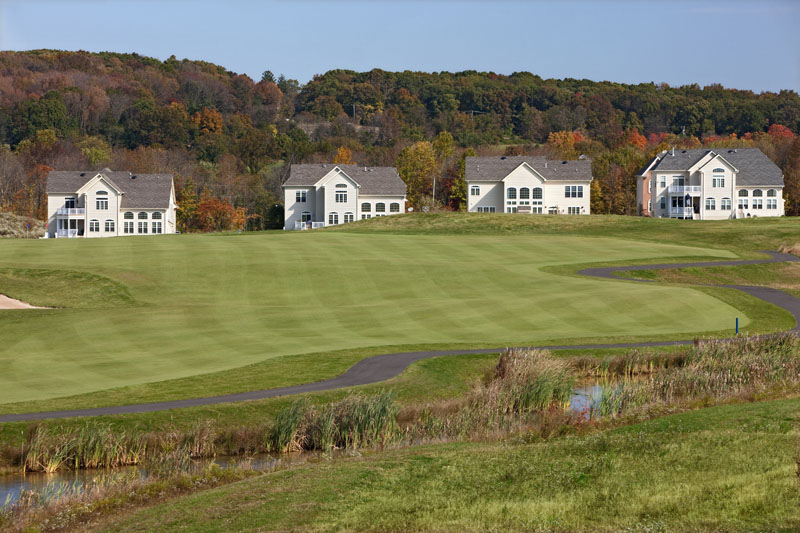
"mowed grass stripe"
0,232,740,404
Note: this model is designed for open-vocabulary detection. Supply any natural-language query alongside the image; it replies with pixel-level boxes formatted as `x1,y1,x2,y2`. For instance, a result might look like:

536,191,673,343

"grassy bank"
89,396,800,532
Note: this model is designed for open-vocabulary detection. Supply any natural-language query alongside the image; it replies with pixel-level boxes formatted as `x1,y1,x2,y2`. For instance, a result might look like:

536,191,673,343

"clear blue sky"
2,0,798,93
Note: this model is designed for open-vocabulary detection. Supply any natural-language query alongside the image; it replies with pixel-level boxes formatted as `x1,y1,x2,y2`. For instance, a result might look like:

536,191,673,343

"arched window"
152,212,162,220
519,187,530,200
713,168,725,173
105,219,115,232
752,189,763,197
344,212,354,223
767,189,777,197
390,203,400,213
738,189,748,197
96,190,108,195
124,212,134,220
361,202,371,212
89,219,100,232
470,185,480,196
506,187,517,200
328,212,339,225
376,203,386,213
335,183,347,188
138,212,148,220
532,187,543,200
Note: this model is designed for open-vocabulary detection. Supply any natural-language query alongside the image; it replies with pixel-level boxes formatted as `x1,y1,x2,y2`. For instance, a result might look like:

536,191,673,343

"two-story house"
637,148,785,219
465,156,593,215
46,168,178,238
282,164,407,230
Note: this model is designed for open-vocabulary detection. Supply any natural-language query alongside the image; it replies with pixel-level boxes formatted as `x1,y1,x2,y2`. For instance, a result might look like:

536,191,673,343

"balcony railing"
56,207,85,215
668,185,702,194
294,221,325,230
56,229,80,238
668,207,694,218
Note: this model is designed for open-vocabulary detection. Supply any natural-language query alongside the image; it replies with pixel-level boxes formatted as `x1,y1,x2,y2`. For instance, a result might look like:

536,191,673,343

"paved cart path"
2,250,798,422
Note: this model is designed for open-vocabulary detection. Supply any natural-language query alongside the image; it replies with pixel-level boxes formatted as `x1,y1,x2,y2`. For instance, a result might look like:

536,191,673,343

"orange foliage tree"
333,146,353,164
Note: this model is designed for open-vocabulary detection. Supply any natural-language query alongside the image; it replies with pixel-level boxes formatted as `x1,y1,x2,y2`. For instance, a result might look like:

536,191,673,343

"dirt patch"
0,294,50,309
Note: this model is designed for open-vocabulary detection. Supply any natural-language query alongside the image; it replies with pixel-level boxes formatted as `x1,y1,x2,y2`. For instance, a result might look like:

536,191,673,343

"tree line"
0,50,798,228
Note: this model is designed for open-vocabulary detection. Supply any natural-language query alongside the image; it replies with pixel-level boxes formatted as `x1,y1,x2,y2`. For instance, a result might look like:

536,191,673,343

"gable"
693,152,738,175
76,174,124,196
501,162,546,184
316,167,360,189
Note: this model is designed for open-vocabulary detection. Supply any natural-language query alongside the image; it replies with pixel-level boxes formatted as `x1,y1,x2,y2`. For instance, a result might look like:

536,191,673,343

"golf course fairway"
0,229,743,404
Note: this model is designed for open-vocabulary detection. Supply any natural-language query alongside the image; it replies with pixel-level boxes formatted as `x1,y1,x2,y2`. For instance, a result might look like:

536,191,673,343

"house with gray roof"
636,148,785,219
282,164,406,230
465,156,593,215
45,168,177,238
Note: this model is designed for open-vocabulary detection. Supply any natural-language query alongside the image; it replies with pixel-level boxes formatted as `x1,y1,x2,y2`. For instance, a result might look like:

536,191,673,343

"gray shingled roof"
644,148,783,186
283,164,406,196
465,156,593,182
47,169,174,208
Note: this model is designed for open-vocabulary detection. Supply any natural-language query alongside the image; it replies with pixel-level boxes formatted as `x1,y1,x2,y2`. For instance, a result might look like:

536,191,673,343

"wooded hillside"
1,50,799,228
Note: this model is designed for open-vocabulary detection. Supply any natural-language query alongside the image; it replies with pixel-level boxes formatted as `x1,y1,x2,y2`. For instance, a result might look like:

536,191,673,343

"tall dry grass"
779,243,800,256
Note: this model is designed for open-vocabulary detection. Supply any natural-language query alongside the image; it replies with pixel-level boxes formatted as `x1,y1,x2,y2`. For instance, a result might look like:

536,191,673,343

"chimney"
671,146,675,156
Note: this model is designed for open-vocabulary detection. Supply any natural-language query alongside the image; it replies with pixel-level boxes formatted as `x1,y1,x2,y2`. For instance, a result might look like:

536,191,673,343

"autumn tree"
396,141,437,208
176,177,199,231
333,146,353,164
783,137,800,216
78,135,112,167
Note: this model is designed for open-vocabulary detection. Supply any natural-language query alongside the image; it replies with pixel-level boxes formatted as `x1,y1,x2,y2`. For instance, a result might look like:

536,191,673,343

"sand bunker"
0,294,49,309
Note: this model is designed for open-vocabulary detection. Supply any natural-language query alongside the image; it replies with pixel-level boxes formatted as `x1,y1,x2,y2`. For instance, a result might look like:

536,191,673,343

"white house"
465,156,593,215
282,164,407,230
45,168,178,238
636,148,785,219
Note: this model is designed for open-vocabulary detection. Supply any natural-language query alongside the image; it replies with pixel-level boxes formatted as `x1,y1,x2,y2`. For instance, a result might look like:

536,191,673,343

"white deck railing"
56,229,80,238
668,207,694,218
294,221,326,230
56,208,85,215
668,185,701,194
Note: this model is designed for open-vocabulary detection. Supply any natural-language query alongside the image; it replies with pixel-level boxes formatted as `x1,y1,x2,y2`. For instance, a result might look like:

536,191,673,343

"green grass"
0,225,750,405
620,261,800,297
91,396,800,532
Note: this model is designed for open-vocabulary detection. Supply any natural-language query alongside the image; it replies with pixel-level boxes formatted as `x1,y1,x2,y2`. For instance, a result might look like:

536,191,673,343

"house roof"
283,164,406,196
464,156,593,182
47,169,174,208
642,148,783,186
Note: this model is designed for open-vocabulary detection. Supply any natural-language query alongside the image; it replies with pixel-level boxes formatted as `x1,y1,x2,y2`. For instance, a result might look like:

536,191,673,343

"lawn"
92,396,800,532
0,225,748,406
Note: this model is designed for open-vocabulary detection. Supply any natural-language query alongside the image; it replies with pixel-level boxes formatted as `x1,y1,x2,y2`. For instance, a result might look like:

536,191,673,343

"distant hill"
0,212,46,238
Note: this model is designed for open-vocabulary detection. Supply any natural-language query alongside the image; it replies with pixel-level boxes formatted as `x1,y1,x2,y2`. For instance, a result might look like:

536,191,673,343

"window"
89,219,100,232
767,189,777,197
152,221,162,234
470,185,480,196
738,198,748,210
138,212,148,220
335,183,347,187
375,203,386,213
705,198,716,211
507,188,517,200
713,168,725,173
752,189,763,197
138,221,148,234
477,207,495,213
659,176,666,188
738,189,749,197
752,199,763,209
328,212,339,225
96,198,108,210
124,221,134,234
389,203,400,213
124,212,134,220
767,199,778,209
713,176,725,188
660,196,666,209
506,206,518,213
301,212,311,222
361,202,371,212
105,219,115,232
335,189,347,203
296,190,307,203
568,207,581,215
519,188,530,200
65,197,76,209
721,198,731,210
343,212,354,223
532,187,542,200
152,212,162,220
361,214,371,220
565,186,583,198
